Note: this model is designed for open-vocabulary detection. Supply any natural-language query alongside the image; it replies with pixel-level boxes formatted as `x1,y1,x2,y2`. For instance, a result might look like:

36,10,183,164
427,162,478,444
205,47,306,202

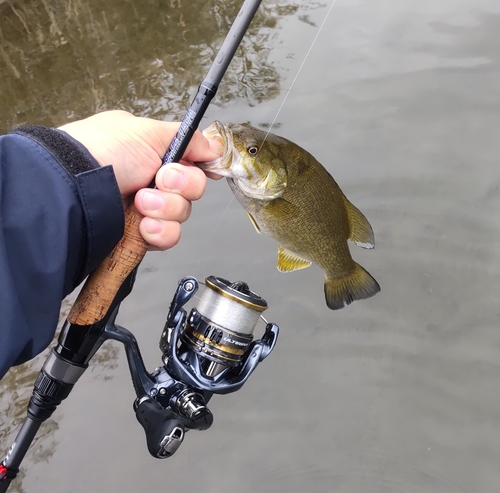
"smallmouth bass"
199,121,380,310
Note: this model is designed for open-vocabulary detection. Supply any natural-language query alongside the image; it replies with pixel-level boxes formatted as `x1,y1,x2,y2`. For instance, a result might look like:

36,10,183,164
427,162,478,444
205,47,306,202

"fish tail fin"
324,263,380,310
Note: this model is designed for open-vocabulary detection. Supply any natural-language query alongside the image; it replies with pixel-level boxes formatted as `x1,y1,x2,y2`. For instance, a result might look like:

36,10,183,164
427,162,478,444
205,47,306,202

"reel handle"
135,398,185,458
67,203,147,325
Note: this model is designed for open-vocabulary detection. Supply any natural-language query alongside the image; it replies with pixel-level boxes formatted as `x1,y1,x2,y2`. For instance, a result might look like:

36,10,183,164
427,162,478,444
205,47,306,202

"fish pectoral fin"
246,212,261,234
343,198,375,249
277,246,312,272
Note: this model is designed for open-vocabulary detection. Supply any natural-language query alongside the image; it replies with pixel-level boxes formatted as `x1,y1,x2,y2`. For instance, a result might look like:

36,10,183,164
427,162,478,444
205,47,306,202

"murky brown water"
1,0,500,492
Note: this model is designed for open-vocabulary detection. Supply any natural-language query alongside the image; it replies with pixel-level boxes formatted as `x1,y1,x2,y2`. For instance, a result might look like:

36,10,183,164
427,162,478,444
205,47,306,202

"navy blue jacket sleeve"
0,126,125,379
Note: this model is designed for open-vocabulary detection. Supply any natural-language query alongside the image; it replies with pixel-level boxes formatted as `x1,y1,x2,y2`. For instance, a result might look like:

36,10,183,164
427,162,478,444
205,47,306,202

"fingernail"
144,218,163,234
163,167,186,191
142,190,164,211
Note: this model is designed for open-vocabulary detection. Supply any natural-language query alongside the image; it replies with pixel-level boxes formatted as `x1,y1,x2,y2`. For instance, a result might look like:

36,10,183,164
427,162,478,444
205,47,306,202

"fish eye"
247,146,259,156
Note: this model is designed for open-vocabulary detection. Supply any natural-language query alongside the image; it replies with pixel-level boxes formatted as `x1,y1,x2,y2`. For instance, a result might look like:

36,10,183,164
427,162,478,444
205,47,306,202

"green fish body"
200,121,380,310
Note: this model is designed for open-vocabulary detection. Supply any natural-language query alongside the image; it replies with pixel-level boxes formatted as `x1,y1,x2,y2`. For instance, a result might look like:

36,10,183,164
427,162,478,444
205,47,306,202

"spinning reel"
33,275,278,460
120,275,279,457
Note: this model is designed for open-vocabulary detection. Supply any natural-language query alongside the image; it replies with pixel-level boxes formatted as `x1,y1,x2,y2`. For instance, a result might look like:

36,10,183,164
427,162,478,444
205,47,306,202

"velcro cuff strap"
12,125,98,176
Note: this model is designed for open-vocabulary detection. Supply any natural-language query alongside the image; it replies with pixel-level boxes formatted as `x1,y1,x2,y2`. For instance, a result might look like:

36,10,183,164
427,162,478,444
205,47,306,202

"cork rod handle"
67,204,147,326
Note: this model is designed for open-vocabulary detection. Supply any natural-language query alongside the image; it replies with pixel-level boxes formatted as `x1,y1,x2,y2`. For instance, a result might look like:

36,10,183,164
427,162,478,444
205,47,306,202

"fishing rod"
0,0,279,490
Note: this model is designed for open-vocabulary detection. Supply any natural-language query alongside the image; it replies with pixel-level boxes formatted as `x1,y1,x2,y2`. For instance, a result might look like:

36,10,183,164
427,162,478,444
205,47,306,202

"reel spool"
180,276,268,376
161,276,278,395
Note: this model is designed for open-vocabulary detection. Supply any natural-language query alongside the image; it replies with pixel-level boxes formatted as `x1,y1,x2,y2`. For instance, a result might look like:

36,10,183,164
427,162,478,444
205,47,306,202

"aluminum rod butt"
42,350,87,384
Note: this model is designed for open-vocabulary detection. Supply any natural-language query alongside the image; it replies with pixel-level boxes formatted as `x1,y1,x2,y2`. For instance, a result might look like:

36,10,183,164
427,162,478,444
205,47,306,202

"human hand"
59,110,222,250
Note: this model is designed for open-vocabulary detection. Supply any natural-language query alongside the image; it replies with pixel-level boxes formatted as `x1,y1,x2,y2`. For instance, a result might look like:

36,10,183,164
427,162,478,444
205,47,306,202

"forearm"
0,127,124,378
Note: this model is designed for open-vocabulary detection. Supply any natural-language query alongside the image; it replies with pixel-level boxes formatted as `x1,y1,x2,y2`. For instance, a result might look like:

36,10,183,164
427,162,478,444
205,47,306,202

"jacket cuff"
74,166,125,276
13,124,99,176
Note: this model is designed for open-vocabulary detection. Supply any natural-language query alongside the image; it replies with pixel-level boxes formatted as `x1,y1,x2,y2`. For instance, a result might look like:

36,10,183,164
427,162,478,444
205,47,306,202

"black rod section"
162,0,263,166
0,418,41,492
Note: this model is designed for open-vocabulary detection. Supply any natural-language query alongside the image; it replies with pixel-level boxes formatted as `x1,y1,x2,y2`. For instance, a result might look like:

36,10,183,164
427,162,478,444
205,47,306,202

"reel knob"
134,398,185,458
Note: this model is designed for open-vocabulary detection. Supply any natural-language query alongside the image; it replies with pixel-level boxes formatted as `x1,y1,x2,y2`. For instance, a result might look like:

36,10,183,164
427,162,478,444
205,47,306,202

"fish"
199,121,380,310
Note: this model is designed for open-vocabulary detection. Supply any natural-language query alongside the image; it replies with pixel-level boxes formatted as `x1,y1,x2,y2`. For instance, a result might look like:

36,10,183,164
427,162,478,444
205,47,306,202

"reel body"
111,275,278,458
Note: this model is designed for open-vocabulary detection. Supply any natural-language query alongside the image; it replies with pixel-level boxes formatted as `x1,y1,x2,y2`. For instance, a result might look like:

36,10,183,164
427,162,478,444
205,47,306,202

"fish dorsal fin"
246,212,261,234
277,246,312,272
343,197,375,249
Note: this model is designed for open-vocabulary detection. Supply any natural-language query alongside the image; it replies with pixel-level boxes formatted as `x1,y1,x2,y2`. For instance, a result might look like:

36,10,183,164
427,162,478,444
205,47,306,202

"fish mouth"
197,121,239,176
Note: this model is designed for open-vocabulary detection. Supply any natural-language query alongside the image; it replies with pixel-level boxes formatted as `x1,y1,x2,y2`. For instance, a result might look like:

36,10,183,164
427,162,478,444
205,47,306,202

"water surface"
1,0,500,492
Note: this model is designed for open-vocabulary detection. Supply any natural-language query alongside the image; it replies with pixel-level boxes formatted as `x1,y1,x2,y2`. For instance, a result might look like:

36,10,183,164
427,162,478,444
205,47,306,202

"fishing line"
262,0,338,142
188,193,236,271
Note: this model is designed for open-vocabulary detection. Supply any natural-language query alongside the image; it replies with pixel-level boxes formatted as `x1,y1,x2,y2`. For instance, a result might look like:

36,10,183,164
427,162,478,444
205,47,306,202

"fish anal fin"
246,211,261,234
324,263,380,310
343,198,375,249
277,246,312,272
